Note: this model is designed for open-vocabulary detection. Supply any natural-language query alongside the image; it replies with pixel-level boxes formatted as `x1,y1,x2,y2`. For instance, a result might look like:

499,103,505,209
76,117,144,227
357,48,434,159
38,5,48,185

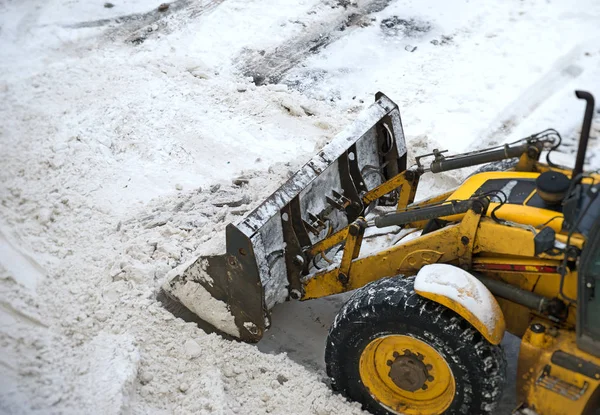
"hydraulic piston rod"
429,142,533,173
371,198,487,228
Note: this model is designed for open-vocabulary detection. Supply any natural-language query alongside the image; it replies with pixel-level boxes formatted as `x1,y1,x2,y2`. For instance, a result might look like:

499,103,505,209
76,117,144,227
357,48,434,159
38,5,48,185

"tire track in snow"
64,0,196,29
474,43,587,149
63,0,226,44
0,225,48,374
0,226,46,292
239,0,394,86
0,300,47,328
0,229,48,383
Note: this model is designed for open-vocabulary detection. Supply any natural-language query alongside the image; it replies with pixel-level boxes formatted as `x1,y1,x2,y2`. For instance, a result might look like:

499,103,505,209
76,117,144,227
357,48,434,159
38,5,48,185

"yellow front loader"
159,91,600,414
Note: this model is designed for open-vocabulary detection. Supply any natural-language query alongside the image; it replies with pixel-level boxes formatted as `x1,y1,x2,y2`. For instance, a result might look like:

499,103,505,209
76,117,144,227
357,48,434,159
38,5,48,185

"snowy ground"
1,0,599,413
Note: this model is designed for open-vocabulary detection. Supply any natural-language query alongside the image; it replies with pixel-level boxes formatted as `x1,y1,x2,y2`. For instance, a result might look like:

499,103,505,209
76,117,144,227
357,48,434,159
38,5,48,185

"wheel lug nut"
386,360,393,366
393,351,400,358
426,364,433,370
427,375,434,382
421,384,428,390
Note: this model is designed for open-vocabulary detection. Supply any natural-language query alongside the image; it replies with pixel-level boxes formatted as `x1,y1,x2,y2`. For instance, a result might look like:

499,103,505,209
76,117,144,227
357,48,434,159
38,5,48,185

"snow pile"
1,0,600,414
0,1,365,412
0,162,368,414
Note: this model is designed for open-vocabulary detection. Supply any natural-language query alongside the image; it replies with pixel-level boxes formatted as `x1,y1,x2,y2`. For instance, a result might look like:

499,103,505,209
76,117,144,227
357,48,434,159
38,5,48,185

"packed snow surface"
1,0,599,414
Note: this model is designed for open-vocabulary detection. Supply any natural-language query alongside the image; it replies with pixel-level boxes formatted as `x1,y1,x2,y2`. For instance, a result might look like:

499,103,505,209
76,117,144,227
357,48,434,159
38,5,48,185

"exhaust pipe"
573,90,595,180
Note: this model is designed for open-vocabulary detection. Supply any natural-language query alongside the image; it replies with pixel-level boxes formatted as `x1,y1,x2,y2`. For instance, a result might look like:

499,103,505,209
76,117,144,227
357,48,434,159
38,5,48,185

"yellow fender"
414,264,506,345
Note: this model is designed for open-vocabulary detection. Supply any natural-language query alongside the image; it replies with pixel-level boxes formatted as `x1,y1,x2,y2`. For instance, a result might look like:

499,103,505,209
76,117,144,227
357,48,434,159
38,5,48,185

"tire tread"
326,276,507,415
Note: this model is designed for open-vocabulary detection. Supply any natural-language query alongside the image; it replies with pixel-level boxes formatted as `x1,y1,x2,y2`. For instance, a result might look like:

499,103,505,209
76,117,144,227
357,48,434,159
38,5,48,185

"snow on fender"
414,264,506,345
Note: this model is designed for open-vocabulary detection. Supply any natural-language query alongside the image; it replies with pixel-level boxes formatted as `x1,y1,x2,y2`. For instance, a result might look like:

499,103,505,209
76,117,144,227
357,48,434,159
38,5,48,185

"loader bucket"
159,93,407,342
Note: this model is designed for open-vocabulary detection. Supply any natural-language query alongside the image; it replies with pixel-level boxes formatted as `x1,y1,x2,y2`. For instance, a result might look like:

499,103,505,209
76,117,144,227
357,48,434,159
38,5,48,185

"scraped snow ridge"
1,0,600,414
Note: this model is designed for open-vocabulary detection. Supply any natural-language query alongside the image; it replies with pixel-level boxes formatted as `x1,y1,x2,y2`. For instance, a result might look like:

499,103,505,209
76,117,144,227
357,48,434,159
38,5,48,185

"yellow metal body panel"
300,162,600,412
470,266,579,332
446,172,565,231
446,171,599,231
517,323,600,414
496,298,532,338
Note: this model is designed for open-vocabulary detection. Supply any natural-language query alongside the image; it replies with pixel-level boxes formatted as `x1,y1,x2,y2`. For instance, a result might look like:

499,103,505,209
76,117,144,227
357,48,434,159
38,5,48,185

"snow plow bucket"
159,93,407,342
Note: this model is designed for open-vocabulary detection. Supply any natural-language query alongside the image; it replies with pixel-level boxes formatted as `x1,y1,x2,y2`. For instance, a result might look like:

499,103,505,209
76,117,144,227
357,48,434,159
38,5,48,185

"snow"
0,226,47,291
165,267,240,337
169,257,215,286
1,0,599,414
71,332,141,413
414,264,502,336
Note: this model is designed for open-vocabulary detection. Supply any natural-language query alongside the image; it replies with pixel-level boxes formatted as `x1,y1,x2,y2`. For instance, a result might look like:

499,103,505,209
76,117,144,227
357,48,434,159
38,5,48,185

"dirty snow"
1,0,599,414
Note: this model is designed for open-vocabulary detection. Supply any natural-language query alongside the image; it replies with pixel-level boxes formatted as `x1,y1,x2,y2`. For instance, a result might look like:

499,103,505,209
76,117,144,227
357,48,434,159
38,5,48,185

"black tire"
325,276,506,415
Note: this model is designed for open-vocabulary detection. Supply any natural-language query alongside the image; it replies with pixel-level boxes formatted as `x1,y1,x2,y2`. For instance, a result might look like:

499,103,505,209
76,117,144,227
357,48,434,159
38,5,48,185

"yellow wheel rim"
359,335,456,415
